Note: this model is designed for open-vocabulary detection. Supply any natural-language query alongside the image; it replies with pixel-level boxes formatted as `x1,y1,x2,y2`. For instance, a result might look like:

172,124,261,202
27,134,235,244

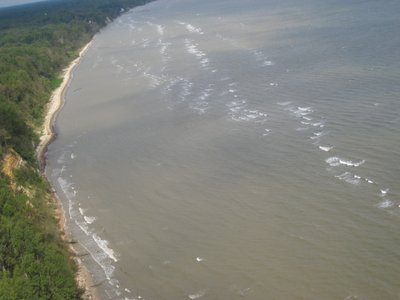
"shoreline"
36,41,92,171
36,41,99,300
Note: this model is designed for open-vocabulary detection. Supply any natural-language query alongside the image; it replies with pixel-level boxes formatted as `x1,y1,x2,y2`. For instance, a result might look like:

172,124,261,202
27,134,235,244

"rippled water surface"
47,0,400,299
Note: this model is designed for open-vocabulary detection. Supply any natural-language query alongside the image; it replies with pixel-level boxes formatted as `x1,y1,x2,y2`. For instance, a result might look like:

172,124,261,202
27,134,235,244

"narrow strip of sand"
36,41,99,300
37,41,91,170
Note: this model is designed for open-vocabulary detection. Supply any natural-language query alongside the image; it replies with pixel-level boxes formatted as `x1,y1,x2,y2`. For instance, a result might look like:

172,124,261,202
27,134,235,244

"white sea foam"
335,172,361,185
57,177,76,219
319,146,333,152
79,240,115,281
188,289,207,299
231,108,267,123
93,233,119,262
326,157,365,167
311,121,325,127
377,199,393,208
84,216,96,224
263,128,271,136
227,100,246,108
277,101,291,106
298,106,312,112
288,106,313,118
326,157,341,166
75,220,91,236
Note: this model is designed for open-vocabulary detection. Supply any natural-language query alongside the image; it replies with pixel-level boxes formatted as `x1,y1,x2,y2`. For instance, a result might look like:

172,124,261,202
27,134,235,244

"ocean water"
46,0,400,299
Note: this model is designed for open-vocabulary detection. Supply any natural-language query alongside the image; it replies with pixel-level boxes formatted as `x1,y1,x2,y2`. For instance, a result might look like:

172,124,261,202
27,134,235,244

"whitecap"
380,188,389,196
263,129,271,136
298,106,312,112
311,121,325,127
196,257,204,262
319,146,333,152
188,289,207,299
325,157,365,167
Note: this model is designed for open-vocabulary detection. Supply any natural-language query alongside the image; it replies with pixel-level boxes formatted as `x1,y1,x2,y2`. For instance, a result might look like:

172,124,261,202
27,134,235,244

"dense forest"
0,0,152,298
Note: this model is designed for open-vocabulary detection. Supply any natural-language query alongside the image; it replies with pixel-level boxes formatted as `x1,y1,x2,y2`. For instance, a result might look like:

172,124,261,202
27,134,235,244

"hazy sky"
0,0,47,8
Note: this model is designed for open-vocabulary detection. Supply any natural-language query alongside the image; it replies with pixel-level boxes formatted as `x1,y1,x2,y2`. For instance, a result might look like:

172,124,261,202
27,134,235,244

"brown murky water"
47,0,400,299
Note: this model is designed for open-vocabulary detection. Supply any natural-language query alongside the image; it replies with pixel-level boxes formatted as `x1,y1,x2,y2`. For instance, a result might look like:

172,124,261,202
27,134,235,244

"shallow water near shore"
47,0,400,299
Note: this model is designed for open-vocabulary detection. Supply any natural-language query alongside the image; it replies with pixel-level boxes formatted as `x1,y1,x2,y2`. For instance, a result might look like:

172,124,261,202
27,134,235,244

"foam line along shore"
35,41,99,300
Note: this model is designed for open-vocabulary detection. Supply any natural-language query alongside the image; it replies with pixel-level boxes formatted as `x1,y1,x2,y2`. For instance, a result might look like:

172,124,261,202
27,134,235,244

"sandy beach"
37,41,92,171
36,41,99,300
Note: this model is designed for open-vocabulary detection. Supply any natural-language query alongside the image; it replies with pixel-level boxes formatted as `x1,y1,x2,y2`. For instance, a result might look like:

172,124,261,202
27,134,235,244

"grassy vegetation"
0,0,152,298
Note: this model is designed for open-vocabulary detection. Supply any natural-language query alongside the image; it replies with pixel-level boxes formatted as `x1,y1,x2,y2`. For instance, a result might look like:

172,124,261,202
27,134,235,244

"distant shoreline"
36,41,99,300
